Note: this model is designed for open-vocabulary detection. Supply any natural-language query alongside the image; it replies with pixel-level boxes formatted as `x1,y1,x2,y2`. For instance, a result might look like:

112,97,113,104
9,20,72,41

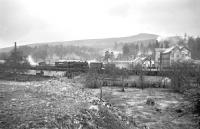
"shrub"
191,92,200,115
84,71,100,88
170,62,198,93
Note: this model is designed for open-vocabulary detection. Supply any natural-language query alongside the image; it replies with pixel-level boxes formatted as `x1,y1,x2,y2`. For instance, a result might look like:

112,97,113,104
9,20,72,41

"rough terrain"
92,87,199,129
0,76,134,129
0,75,199,129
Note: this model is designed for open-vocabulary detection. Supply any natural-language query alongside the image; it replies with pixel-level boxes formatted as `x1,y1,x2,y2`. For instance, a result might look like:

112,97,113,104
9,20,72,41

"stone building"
155,45,191,68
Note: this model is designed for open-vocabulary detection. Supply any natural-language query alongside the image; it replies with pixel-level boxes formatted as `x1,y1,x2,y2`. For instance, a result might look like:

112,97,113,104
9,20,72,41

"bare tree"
121,68,129,92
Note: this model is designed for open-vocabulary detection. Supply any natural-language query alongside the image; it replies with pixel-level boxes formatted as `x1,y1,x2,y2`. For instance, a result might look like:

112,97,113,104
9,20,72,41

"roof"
57,59,84,62
132,56,151,64
162,45,190,54
179,46,191,51
162,46,176,54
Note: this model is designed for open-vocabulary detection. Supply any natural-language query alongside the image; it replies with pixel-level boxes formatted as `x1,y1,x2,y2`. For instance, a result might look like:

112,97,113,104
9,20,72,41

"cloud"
109,3,131,17
0,0,200,48
0,0,44,43
133,0,200,36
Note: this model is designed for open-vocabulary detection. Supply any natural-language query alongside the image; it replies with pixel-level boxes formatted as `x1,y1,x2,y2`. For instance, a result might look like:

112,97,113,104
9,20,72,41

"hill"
0,33,160,61
0,33,159,53
39,33,159,48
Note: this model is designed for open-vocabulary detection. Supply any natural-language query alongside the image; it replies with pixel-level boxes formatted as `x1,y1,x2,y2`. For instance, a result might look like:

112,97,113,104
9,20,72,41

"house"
154,48,166,67
132,55,154,69
160,46,191,68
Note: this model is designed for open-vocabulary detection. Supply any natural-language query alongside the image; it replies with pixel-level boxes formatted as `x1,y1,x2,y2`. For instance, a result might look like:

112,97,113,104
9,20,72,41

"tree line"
119,40,170,60
119,36,200,60
188,37,200,59
0,45,101,62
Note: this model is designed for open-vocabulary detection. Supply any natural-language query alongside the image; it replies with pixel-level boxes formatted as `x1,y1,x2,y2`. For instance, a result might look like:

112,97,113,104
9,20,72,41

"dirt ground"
91,87,199,129
0,75,199,129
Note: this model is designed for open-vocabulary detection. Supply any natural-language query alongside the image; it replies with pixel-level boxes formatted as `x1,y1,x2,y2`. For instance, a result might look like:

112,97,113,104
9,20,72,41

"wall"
161,53,170,68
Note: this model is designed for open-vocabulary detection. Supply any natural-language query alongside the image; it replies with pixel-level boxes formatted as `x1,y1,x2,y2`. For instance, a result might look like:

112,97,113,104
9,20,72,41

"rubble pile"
0,77,139,129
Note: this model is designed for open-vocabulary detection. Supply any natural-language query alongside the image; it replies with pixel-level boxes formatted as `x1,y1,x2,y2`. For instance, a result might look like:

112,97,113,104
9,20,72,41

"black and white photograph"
0,0,200,128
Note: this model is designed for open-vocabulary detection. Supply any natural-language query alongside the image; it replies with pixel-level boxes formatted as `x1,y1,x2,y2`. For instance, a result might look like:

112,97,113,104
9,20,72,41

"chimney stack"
14,42,17,53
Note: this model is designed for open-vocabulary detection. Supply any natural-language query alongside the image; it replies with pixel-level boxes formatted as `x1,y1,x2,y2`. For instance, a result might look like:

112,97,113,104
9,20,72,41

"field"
0,75,199,129
92,87,199,129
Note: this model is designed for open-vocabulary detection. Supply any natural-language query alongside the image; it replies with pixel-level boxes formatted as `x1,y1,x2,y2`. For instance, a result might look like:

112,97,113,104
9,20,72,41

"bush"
85,71,100,88
184,88,200,117
191,92,200,115
170,62,198,93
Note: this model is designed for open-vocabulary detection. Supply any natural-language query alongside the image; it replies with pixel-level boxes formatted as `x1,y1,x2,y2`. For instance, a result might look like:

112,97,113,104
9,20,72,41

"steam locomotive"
37,60,103,72
55,60,89,72
54,60,103,78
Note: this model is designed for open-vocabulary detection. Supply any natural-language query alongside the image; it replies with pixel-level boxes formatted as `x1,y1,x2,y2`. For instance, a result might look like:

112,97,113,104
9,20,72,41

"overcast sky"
0,0,200,48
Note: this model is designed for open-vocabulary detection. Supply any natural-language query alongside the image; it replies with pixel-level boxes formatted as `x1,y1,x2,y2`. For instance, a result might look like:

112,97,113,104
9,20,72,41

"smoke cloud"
27,55,37,66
